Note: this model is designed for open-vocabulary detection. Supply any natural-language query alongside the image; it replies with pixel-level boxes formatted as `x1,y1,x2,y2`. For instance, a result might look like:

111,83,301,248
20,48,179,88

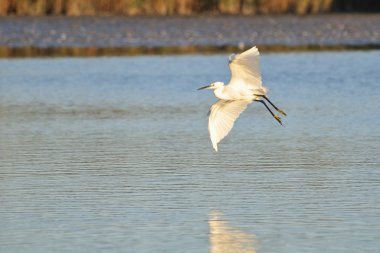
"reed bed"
0,0,379,16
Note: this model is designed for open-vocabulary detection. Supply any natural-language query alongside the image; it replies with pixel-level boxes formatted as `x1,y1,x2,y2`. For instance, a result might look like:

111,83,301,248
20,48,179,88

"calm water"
0,51,379,253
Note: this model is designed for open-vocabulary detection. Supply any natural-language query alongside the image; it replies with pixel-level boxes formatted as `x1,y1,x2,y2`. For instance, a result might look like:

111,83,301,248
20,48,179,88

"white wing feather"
208,99,252,151
228,46,267,95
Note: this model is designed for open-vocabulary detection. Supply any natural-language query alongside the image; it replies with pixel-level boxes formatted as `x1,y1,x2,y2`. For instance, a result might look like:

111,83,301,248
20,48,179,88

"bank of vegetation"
0,0,379,16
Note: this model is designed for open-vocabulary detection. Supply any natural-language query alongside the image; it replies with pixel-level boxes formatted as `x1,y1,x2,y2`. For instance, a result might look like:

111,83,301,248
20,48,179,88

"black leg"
256,100,283,126
255,94,287,116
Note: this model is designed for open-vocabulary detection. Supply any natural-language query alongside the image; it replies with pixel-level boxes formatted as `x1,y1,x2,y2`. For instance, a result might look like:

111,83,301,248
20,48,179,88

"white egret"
198,46,286,151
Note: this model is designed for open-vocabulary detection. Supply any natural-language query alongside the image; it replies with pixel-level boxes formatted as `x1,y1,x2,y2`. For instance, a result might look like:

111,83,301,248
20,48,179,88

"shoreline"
1,15,379,57
1,44,380,58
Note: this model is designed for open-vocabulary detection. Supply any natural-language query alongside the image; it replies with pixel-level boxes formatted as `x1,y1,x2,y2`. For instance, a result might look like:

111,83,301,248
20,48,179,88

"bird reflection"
209,210,256,253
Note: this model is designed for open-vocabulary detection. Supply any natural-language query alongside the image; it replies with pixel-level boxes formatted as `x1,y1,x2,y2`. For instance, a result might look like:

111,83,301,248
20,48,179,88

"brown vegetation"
2,44,379,58
0,0,379,16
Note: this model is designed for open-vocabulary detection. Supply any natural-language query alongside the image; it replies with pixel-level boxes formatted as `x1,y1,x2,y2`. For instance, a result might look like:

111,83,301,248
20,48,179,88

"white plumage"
228,46,267,95
198,46,286,151
208,100,251,151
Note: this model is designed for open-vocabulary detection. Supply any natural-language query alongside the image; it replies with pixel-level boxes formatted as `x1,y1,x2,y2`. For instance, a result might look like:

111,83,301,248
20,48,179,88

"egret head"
197,82,224,90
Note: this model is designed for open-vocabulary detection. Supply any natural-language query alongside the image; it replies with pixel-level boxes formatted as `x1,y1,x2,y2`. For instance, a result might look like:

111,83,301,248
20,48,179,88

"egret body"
198,46,286,151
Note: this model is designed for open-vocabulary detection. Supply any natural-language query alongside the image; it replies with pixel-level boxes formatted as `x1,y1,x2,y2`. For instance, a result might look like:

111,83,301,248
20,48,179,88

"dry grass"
2,43,379,58
0,0,377,16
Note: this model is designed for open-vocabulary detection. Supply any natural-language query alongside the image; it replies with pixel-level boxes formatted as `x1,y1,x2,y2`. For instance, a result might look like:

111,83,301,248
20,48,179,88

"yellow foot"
278,108,287,116
274,115,283,126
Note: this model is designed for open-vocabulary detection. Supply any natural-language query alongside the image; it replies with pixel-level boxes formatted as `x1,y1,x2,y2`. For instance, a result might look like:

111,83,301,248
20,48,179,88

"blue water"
0,51,379,253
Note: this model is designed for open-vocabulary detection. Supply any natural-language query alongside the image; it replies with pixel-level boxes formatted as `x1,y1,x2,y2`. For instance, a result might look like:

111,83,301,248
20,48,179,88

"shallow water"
1,16,380,48
0,51,379,252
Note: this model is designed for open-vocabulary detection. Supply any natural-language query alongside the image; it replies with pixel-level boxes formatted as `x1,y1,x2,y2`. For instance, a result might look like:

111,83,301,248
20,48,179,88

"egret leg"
256,100,283,126
255,95,287,116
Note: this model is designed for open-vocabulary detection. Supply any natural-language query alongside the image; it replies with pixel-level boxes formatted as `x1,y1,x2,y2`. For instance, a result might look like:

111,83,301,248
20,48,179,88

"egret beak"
197,85,211,90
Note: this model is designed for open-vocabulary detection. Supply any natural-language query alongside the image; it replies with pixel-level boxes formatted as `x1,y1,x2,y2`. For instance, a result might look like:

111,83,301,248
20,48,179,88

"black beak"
197,85,210,90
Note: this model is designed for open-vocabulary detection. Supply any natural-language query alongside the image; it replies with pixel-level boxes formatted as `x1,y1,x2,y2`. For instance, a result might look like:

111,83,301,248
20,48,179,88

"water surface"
0,51,379,252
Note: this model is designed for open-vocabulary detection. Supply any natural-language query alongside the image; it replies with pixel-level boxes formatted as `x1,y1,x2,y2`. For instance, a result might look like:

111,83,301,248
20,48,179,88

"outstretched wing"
208,99,252,151
228,46,267,95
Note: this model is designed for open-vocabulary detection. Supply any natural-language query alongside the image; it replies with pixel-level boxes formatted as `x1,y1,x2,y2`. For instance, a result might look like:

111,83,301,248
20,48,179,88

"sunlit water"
0,51,379,253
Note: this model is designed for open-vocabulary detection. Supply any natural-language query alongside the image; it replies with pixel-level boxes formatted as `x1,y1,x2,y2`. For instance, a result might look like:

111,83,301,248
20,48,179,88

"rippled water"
1,51,379,252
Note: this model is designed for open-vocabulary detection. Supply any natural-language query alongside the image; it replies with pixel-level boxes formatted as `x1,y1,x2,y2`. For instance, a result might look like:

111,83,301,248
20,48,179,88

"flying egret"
198,46,286,151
